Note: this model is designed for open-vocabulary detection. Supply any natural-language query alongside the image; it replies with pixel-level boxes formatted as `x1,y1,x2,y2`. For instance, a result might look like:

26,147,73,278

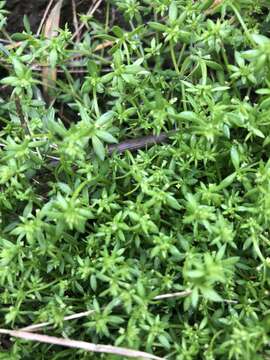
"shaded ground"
6,0,91,33
6,0,49,33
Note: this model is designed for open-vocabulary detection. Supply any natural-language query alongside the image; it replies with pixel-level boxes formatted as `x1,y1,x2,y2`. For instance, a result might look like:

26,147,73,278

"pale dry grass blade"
154,291,237,304
42,0,63,102
37,0,55,36
154,291,192,300
205,0,223,14
94,40,113,52
21,310,95,332
20,290,191,333
43,0,63,38
0,329,164,360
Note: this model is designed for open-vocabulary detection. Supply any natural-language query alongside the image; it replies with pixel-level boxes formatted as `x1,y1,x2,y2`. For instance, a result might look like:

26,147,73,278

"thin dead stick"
20,291,236,333
0,38,12,44
36,67,89,73
14,96,42,158
6,41,23,50
19,289,188,334
154,291,238,304
0,132,174,169
223,299,238,304
1,62,89,73
0,131,175,171
37,0,55,36
205,0,223,15
44,132,175,168
71,0,103,41
0,329,164,360
71,0,80,43
14,95,28,134
90,0,103,18
154,291,192,300
94,40,113,52
108,132,173,154
21,310,95,333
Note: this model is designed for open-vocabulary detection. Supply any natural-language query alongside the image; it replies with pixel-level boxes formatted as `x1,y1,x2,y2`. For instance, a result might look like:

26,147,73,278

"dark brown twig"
108,132,174,154
45,131,175,168
14,95,29,134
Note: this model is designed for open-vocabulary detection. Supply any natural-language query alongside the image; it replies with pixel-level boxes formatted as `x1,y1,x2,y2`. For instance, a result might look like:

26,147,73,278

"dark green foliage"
0,0,270,359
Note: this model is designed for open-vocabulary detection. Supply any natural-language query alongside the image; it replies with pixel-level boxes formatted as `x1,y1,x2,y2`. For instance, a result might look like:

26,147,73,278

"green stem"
130,20,145,61
177,44,186,68
221,44,240,97
123,42,131,64
105,1,110,33
230,4,255,46
93,89,100,117
181,83,187,111
221,45,230,71
201,60,207,86
170,42,179,74
72,179,90,201
101,1,110,59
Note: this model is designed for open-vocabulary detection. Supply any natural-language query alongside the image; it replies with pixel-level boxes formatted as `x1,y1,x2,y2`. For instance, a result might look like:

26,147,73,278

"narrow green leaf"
166,194,181,210
12,59,25,78
96,111,115,126
148,22,167,32
230,146,240,169
217,173,236,191
176,111,199,121
202,288,222,302
92,135,105,160
169,2,178,23
96,130,118,144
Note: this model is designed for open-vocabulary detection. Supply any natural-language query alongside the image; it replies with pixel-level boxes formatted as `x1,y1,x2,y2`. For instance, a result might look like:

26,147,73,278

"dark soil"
6,0,49,33
6,0,91,33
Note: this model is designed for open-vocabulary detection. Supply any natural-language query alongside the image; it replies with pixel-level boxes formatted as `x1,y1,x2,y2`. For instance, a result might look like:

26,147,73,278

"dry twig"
37,0,55,36
154,291,193,300
71,0,80,43
94,40,113,52
71,0,103,41
108,132,172,154
0,329,164,360
42,0,63,102
14,95,28,134
21,310,95,333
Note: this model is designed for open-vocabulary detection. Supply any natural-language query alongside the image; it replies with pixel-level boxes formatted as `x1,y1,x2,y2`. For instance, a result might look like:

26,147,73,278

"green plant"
0,0,270,359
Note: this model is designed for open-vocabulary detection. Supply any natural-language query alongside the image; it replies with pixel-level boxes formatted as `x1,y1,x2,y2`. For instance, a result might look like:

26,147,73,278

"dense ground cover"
0,0,270,358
